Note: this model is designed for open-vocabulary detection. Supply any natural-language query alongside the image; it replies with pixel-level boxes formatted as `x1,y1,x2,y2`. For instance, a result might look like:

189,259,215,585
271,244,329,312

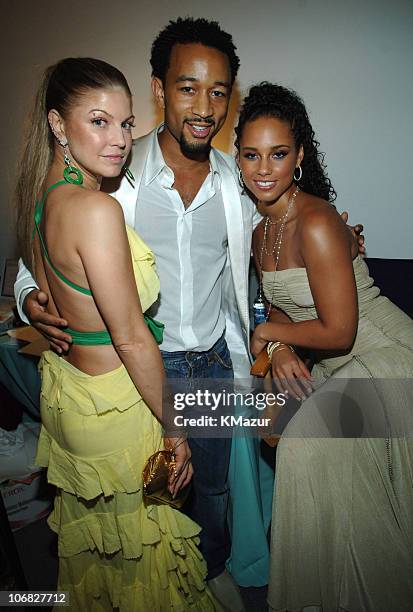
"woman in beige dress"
236,82,413,611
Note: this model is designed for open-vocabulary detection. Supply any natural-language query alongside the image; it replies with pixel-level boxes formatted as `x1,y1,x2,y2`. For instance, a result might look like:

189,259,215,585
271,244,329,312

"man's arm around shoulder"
14,258,71,353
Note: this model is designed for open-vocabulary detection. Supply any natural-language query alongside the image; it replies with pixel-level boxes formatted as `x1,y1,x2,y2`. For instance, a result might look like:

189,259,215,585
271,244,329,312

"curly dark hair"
235,82,337,202
150,17,240,85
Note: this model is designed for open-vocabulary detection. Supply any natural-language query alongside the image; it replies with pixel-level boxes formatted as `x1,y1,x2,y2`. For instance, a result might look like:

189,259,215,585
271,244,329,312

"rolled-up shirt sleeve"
14,258,38,324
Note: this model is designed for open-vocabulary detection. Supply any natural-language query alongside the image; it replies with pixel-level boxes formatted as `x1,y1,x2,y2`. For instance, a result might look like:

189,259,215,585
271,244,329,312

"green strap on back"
65,327,112,345
34,179,164,346
34,180,92,296
65,315,164,346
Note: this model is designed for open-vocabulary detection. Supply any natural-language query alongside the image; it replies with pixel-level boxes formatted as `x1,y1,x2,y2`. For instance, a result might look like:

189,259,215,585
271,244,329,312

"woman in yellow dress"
15,57,217,610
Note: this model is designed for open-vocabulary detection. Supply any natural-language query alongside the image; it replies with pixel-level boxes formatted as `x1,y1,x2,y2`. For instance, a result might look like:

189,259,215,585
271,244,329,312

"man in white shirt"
112,24,255,606
136,126,230,355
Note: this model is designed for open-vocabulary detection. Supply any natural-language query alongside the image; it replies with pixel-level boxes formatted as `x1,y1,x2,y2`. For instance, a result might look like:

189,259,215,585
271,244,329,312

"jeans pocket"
212,347,233,370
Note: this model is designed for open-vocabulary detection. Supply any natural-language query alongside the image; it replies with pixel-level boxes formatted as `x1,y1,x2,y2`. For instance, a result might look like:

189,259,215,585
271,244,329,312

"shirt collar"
144,124,222,188
144,125,168,185
209,148,221,187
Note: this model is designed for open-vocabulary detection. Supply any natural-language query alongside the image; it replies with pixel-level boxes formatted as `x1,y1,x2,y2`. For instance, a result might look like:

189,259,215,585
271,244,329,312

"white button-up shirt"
135,127,228,352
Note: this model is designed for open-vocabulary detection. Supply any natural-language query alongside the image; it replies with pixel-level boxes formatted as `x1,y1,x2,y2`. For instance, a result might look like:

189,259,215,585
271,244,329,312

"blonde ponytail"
15,66,54,273
15,58,132,273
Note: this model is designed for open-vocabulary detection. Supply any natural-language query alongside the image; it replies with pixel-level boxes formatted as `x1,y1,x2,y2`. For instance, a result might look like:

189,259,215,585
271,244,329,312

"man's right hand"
23,289,72,353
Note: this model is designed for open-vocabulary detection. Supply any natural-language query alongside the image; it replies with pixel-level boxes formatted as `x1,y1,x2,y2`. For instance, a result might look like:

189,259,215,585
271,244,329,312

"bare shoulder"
66,188,125,225
298,192,347,242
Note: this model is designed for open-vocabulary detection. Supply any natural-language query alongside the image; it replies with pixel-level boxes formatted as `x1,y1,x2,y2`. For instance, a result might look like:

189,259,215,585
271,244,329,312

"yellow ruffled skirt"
36,350,218,611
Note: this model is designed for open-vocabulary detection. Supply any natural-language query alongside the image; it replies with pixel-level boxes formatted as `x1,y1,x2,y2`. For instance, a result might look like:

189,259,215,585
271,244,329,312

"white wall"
2,0,412,258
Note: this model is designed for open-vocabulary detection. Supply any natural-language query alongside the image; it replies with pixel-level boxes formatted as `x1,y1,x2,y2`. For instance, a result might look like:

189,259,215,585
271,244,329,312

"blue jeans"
161,334,233,580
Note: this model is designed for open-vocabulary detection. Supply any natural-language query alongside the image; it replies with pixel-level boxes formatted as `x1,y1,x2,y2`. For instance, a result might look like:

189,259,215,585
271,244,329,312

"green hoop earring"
63,165,84,185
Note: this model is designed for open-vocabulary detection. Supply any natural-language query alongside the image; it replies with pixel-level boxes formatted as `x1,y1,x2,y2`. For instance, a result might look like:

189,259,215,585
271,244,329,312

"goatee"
179,135,211,160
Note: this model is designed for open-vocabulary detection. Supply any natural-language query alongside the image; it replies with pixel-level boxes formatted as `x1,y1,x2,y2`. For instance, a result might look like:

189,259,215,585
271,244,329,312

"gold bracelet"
267,341,283,360
267,341,295,360
273,345,295,355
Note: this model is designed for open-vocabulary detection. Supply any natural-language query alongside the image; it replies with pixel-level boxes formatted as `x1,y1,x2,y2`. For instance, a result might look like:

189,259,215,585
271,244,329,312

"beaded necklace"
253,186,300,324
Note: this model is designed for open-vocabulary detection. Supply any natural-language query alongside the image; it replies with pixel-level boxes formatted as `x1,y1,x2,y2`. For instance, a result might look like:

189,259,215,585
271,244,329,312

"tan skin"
33,87,191,495
152,42,232,208
240,117,359,400
25,45,364,381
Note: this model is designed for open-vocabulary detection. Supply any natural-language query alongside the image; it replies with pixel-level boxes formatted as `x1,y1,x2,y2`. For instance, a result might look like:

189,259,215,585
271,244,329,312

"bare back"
34,173,133,375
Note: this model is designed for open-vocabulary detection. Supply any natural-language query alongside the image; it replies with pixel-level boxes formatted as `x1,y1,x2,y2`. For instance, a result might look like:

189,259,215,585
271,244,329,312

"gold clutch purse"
142,449,190,509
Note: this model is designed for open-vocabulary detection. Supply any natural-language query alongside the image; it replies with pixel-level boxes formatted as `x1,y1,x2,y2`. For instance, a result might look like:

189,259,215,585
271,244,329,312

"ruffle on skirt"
58,549,216,612
49,490,216,611
36,351,218,611
36,429,143,500
40,350,143,416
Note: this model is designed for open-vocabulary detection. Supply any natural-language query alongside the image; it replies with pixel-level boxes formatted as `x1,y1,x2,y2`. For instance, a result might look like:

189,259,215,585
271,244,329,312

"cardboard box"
1,471,52,531
7,326,49,356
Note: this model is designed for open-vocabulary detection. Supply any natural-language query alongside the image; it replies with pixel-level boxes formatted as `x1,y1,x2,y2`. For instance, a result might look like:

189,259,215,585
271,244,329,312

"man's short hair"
150,17,240,85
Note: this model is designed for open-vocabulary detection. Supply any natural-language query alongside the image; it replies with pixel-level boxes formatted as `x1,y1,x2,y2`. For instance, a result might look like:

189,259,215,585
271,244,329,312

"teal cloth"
226,402,275,587
0,335,40,421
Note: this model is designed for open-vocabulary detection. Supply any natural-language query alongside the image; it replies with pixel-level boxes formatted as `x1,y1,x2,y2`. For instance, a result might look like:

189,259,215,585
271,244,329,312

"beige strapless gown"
263,256,413,612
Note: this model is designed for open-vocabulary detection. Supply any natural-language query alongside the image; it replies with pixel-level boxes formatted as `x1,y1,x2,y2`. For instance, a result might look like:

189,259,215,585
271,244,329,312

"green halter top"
34,178,164,346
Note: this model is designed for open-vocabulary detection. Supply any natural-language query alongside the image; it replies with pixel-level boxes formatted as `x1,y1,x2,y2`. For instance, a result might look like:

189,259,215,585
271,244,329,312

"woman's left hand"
164,436,193,497
251,324,268,357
